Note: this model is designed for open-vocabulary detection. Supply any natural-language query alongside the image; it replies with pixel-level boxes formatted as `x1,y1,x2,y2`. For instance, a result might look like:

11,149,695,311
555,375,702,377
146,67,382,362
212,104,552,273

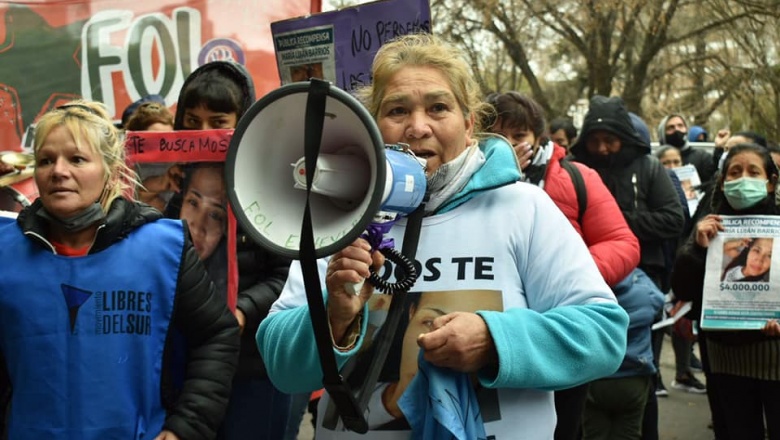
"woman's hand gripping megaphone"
325,238,386,343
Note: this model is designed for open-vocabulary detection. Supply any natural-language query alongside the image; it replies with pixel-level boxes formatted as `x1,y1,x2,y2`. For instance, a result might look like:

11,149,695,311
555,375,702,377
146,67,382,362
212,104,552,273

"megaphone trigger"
344,280,364,296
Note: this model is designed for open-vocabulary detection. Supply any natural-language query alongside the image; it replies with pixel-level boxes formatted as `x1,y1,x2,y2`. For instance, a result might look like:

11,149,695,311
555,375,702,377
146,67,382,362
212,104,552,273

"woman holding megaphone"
257,34,630,440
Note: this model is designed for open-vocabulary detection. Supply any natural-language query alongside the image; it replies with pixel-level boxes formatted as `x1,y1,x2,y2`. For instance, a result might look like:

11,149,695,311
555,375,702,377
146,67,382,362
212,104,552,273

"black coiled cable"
367,247,418,294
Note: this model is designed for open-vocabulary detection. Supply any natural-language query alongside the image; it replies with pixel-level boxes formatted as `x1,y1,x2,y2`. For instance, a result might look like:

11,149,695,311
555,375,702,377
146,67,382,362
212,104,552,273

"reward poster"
701,215,780,330
271,0,432,93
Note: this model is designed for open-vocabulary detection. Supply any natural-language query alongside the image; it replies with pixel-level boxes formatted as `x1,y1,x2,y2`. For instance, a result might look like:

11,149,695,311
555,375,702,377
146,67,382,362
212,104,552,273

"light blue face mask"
723,177,769,210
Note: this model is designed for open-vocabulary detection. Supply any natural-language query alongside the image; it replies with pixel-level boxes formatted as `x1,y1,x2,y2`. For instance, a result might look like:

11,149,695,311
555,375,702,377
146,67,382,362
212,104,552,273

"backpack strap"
560,159,587,225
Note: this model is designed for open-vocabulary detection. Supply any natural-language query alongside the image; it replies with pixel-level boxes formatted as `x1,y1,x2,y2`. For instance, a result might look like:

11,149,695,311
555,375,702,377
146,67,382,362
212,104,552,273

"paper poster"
670,164,703,214
271,0,432,92
125,129,237,311
701,215,780,330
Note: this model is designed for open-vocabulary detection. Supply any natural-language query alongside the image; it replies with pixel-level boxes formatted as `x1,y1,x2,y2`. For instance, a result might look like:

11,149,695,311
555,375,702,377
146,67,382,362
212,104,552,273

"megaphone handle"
344,280,365,296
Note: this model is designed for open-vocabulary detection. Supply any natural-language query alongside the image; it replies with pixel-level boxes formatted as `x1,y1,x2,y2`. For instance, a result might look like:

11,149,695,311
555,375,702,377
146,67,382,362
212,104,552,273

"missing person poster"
271,0,431,92
125,129,238,311
701,215,780,330
670,164,703,214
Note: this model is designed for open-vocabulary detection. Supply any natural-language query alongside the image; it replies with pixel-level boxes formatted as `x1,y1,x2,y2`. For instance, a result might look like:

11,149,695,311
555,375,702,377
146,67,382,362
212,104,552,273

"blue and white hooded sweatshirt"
257,137,629,440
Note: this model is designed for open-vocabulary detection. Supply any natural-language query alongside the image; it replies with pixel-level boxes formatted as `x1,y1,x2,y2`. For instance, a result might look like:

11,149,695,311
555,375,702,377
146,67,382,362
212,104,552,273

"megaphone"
226,81,426,264
226,79,427,434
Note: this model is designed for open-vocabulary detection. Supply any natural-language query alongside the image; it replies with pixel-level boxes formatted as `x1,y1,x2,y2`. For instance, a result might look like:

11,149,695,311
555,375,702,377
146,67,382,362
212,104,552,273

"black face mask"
587,154,617,170
666,130,687,148
37,202,106,232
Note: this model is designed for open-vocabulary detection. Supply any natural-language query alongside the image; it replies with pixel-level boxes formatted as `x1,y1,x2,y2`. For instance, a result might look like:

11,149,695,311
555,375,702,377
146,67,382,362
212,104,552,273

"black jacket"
1,198,239,440
174,61,291,379
657,114,715,183
572,96,686,281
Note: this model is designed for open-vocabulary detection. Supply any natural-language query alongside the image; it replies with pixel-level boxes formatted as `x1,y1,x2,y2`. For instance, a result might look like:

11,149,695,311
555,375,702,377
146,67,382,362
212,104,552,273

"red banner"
0,0,317,152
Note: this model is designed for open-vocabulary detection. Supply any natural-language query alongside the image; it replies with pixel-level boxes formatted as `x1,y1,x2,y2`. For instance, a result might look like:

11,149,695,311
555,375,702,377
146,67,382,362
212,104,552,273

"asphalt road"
296,334,714,440
657,334,713,440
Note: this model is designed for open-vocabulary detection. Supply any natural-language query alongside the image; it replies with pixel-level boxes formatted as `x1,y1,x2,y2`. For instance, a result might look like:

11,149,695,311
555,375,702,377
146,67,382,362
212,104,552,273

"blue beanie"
688,125,708,142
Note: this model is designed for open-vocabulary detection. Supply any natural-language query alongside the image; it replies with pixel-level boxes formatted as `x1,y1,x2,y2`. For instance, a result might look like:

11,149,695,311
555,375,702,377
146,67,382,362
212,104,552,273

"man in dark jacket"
657,114,715,183
573,97,685,289
172,61,293,440
572,96,686,440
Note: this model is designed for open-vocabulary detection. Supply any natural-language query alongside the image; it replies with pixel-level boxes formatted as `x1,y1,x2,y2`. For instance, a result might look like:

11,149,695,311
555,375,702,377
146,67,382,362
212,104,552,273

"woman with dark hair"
720,237,772,282
170,163,229,295
172,61,293,440
672,142,780,440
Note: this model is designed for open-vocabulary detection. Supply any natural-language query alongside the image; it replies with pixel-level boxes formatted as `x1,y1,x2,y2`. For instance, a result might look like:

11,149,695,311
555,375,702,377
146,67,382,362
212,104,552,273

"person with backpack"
484,91,641,440
571,96,686,440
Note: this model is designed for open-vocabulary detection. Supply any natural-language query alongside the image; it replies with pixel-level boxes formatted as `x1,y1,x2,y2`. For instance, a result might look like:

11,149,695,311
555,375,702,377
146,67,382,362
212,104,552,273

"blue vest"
0,217,184,440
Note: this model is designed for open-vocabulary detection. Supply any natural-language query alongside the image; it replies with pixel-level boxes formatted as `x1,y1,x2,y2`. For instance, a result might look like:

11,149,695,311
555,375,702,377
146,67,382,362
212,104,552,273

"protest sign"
670,164,703,214
271,0,432,92
126,129,237,310
0,0,314,152
701,215,780,330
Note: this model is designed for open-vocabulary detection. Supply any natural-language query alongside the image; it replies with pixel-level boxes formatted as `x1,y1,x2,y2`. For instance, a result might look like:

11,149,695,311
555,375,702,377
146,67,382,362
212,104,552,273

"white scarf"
425,141,485,214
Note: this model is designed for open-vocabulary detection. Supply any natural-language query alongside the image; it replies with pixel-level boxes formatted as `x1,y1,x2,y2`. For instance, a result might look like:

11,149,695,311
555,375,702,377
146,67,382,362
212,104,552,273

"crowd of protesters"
1,30,779,440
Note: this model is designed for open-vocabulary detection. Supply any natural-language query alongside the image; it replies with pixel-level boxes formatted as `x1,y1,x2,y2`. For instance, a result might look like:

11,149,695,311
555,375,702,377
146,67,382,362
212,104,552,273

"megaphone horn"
226,81,426,263
226,81,386,260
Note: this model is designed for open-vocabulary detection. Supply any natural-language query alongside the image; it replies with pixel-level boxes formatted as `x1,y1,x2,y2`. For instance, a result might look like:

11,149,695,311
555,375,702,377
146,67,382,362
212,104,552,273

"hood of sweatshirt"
656,114,690,150
570,95,650,170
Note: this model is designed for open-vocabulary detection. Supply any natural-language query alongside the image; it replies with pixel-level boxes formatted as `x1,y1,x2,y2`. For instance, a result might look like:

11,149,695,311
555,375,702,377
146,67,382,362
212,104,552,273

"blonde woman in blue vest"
0,100,239,440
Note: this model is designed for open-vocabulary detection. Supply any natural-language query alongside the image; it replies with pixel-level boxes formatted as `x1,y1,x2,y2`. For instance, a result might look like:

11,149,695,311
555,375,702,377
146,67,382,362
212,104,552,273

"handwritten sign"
124,128,237,311
124,129,234,163
271,0,431,92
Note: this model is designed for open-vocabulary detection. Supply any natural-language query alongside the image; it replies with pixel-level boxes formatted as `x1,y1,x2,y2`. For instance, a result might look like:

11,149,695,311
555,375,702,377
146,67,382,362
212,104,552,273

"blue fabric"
437,136,521,214
688,125,708,142
398,351,487,440
0,218,182,439
609,268,665,378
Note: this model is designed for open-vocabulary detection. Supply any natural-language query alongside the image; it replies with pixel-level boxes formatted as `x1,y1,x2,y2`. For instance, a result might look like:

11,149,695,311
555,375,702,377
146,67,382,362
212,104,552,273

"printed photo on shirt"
324,289,503,431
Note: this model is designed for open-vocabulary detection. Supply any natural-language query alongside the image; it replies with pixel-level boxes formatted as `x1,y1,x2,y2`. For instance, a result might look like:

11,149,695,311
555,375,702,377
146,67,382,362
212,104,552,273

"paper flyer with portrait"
124,129,238,311
271,0,432,92
670,164,703,214
701,215,780,330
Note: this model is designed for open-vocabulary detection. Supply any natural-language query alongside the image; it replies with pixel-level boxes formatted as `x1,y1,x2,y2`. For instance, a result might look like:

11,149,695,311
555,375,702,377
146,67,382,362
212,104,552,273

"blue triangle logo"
61,284,92,334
